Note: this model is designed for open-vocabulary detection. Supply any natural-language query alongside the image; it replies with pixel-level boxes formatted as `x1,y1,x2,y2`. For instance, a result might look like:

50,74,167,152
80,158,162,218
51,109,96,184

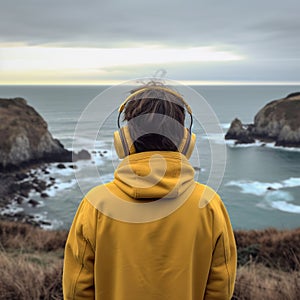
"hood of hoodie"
113,151,195,200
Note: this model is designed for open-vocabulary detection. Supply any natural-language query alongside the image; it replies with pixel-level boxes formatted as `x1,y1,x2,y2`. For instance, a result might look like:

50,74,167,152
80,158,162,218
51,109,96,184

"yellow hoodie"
63,151,236,300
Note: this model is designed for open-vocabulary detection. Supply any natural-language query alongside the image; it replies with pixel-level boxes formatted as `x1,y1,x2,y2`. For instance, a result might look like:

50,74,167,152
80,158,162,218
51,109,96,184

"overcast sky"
0,0,299,84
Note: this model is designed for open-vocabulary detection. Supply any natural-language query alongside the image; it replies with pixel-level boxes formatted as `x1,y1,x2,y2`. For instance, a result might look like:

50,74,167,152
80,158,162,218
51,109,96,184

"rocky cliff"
0,97,90,170
225,92,300,147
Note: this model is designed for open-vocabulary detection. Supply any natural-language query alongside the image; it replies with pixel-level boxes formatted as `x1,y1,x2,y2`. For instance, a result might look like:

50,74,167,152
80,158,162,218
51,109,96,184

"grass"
0,252,62,300
0,221,67,251
235,227,300,271
0,221,299,300
233,263,300,300
0,221,66,300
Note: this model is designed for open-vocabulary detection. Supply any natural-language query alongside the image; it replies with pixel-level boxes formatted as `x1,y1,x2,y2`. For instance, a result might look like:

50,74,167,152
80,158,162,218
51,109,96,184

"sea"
0,84,299,230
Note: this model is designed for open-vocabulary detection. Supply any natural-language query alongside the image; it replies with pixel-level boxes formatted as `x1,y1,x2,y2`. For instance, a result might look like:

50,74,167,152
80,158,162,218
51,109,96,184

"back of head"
123,83,185,153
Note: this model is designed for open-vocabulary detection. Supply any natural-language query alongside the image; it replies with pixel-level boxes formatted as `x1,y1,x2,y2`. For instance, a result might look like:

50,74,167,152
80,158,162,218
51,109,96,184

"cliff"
225,92,300,147
0,97,90,170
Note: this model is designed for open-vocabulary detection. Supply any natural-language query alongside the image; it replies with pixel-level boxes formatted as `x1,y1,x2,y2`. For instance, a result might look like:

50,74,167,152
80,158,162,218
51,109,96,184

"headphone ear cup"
178,128,196,159
113,126,136,159
185,132,196,159
114,130,126,159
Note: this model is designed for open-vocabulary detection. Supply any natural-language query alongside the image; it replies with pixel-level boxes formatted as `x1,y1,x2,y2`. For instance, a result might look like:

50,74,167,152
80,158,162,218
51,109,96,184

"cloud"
0,0,299,82
0,1,298,49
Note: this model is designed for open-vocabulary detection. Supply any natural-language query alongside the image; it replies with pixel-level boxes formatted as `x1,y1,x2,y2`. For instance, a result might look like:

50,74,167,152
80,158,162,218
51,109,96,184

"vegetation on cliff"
0,221,299,299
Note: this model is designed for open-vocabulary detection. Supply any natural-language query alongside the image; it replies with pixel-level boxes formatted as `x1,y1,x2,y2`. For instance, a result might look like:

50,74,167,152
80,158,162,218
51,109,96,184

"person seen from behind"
63,82,237,300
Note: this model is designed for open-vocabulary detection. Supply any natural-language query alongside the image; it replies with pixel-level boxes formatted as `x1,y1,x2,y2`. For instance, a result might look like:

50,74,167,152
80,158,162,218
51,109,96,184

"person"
63,83,237,300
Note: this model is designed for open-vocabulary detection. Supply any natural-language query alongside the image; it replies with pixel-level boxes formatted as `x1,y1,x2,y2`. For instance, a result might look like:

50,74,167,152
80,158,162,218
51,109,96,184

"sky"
0,0,299,84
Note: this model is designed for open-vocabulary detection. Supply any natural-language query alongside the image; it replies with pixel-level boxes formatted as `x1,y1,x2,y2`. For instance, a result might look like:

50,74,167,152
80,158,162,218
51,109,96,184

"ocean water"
0,85,300,230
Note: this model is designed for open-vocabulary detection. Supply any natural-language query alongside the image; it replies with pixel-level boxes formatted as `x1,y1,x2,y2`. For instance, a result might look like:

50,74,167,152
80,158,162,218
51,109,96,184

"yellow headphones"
114,86,196,159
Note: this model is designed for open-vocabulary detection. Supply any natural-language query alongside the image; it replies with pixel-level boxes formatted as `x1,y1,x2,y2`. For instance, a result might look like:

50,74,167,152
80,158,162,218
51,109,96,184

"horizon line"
0,80,299,86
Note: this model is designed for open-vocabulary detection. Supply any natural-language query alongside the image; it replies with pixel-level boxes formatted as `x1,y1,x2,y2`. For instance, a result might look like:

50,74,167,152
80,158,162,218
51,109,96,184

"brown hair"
123,83,185,153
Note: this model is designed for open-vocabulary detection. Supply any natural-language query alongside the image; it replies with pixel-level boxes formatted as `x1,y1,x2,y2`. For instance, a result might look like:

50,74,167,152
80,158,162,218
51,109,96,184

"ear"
178,128,196,159
114,126,136,159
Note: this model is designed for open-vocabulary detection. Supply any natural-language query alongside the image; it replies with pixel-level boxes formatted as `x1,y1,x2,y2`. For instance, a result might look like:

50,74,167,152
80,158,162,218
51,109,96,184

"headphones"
114,86,196,159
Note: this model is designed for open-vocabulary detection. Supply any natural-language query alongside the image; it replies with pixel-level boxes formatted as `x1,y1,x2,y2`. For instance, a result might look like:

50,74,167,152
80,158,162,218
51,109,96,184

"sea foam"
270,201,300,214
226,177,300,195
226,178,300,214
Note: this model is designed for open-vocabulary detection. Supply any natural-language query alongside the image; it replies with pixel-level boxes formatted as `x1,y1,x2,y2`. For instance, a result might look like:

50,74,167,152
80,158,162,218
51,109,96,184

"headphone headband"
114,86,196,159
117,86,193,130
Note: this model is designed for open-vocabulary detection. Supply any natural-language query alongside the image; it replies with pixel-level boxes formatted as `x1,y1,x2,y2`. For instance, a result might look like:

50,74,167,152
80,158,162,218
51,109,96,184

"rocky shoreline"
0,163,77,227
225,92,300,147
0,97,92,227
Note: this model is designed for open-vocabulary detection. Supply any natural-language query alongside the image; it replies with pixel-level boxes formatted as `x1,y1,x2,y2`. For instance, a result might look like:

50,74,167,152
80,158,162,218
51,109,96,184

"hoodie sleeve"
204,196,237,300
63,198,96,300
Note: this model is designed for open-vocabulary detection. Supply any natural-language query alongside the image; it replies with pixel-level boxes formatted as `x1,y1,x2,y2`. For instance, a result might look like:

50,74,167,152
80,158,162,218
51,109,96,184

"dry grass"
0,251,62,300
233,263,300,300
235,228,300,271
0,221,66,300
0,220,299,299
0,220,67,251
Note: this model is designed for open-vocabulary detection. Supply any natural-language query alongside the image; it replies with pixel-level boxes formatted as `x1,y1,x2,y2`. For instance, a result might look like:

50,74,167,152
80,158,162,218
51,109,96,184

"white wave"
226,180,283,196
32,213,64,230
28,178,77,198
0,201,24,216
264,190,294,203
46,179,77,197
270,201,300,214
264,143,300,152
282,177,300,188
201,134,296,151
226,140,265,148
227,178,300,214
221,123,231,129
225,139,300,152
226,177,300,195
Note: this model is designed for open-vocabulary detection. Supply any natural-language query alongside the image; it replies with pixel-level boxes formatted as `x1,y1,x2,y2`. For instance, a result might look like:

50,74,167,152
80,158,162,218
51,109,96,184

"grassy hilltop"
0,221,299,300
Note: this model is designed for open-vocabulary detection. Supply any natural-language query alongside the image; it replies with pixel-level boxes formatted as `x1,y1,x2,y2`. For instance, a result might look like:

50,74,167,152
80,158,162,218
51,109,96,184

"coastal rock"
57,163,66,169
0,97,93,226
28,199,40,207
225,93,300,147
74,149,91,160
68,164,78,169
0,97,90,170
254,93,300,147
225,118,255,144
0,174,17,208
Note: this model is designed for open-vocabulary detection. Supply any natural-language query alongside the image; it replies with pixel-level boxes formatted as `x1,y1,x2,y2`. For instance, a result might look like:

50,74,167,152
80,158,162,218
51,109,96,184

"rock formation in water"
0,97,90,170
225,92,300,147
